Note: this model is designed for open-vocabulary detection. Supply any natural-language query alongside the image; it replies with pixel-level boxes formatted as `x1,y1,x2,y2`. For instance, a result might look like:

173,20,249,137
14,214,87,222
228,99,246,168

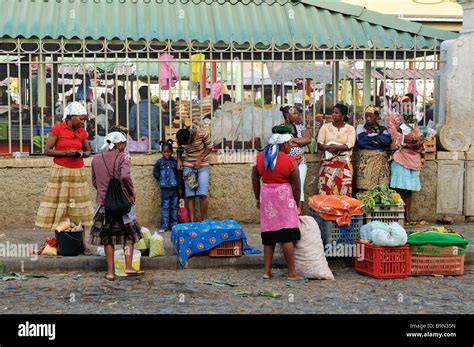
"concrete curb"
0,254,358,272
1,252,471,272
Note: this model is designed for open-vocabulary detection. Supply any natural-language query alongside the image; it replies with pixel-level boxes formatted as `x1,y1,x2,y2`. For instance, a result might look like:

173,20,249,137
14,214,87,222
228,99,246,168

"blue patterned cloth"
171,219,261,268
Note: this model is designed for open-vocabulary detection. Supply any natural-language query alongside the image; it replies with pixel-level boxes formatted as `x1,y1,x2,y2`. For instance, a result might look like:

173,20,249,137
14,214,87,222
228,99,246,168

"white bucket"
114,249,141,277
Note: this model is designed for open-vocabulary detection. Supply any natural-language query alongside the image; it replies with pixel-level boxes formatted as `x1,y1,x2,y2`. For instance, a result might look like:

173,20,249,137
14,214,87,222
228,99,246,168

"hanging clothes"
212,82,223,101
339,80,362,107
407,78,416,96
191,54,205,83
159,53,179,90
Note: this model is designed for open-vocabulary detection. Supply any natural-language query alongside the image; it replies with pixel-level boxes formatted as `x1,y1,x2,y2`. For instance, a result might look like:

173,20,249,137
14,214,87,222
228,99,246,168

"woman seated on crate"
355,105,391,191
317,103,356,197
252,125,305,282
90,131,144,281
386,111,424,224
35,101,94,255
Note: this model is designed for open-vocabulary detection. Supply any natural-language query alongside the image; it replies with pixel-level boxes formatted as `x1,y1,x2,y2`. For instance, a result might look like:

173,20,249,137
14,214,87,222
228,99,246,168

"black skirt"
89,206,143,246
261,228,301,246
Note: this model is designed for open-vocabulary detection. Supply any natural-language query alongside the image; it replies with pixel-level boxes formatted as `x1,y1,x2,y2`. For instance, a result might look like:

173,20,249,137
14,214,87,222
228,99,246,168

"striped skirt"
35,164,94,229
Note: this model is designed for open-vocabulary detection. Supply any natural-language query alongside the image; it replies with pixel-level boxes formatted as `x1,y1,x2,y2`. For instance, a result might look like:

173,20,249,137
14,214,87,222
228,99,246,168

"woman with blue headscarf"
252,125,305,282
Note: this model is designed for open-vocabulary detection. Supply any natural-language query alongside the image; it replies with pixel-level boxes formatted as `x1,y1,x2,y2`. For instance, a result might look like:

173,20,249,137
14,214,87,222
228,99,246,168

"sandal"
287,277,307,283
124,270,144,276
82,248,93,256
105,274,115,281
262,275,272,282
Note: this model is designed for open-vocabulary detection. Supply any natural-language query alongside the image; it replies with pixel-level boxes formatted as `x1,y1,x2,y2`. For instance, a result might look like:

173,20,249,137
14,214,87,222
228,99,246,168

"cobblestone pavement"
0,266,472,314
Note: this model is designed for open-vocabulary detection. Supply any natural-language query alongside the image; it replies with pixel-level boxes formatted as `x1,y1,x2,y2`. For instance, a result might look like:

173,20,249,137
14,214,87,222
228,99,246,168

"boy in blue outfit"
153,140,183,232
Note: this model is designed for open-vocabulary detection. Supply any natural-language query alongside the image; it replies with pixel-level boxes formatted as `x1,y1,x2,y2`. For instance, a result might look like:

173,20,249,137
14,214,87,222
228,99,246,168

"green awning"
0,0,458,49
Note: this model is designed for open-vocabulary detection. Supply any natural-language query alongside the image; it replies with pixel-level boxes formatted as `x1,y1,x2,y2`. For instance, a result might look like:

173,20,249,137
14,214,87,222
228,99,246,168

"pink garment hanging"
212,83,223,100
159,53,179,90
408,78,416,95
379,81,385,97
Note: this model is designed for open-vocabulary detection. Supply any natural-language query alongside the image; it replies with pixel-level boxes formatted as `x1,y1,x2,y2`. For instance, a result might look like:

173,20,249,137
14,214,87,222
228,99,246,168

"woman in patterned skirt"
35,102,94,255
90,131,143,281
317,103,356,196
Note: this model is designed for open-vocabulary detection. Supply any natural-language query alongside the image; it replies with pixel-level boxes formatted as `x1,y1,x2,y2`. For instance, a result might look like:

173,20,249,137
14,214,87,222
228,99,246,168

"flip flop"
104,274,115,281
261,275,272,282
287,277,307,283
124,270,144,277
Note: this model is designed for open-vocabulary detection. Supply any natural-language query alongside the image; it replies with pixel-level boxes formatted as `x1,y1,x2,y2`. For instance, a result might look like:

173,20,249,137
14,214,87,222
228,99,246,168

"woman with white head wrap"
35,101,94,256
100,131,127,151
91,131,144,280
252,125,305,282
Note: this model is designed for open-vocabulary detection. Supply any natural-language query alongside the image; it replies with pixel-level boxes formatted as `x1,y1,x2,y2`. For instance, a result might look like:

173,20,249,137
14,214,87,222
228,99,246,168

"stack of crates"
424,137,436,161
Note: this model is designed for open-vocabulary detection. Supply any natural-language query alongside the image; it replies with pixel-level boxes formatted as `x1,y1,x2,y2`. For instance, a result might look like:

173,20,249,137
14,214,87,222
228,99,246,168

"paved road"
0,266,472,314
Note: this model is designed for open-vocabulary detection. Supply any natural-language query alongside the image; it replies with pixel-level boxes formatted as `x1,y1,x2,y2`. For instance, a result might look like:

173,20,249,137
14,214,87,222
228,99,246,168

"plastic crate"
410,255,465,276
355,241,411,279
365,204,405,226
410,244,465,257
311,210,363,246
208,240,242,257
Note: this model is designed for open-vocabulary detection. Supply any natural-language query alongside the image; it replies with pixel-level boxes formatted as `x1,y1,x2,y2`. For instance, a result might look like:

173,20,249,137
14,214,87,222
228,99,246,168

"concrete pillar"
436,152,465,215
437,0,474,152
435,0,474,217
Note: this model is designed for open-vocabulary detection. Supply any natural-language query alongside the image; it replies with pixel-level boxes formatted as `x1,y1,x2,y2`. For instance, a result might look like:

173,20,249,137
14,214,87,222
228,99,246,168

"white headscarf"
100,131,127,151
268,133,293,145
264,133,293,172
63,101,87,121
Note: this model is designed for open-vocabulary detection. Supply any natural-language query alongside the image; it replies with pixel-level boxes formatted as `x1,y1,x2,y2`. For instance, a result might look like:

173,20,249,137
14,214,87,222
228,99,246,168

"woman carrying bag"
90,131,143,281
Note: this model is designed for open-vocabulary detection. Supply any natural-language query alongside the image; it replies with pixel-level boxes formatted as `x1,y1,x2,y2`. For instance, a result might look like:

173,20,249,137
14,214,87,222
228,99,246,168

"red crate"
411,255,465,276
355,241,411,279
209,240,243,257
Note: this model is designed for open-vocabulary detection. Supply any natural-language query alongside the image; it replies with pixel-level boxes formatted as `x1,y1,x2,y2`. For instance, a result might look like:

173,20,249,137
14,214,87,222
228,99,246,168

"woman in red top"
252,126,305,282
35,102,94,255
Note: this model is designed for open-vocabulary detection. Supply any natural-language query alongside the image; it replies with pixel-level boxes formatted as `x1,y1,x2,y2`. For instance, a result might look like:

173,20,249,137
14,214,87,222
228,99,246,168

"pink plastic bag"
128,136,149,152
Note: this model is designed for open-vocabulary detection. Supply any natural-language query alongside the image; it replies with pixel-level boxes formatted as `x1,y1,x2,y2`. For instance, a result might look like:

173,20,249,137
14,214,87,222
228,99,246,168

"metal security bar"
0,38,441,155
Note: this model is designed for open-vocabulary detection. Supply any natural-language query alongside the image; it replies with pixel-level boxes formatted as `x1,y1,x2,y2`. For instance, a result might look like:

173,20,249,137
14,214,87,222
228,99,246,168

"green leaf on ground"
199,280,240,287
1,273,48,281
258,291,281,298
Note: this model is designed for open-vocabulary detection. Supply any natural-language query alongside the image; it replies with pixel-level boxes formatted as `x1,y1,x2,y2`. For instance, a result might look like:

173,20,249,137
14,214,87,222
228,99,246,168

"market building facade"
0,0,469,228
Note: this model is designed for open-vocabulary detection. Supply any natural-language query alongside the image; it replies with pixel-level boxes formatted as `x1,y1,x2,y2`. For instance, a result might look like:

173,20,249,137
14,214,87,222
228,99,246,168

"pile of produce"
356,185,402,214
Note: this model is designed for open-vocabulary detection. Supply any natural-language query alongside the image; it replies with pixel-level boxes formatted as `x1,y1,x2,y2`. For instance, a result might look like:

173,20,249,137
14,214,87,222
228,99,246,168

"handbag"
128,135,149,152
177,199,190,223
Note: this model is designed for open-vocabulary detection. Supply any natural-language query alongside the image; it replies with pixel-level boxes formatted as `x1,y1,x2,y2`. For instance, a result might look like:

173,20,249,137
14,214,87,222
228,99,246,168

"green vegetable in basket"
356,185,398,214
